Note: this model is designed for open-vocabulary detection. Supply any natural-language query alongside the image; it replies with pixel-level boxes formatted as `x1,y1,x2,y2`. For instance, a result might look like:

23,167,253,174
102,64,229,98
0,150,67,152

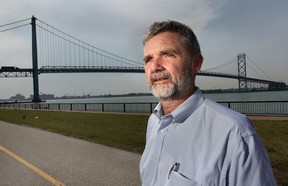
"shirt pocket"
168,170,201,186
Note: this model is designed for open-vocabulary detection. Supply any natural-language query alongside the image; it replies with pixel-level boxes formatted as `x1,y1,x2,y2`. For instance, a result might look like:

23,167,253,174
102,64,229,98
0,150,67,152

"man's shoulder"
199,98,255,135
203,98,243,118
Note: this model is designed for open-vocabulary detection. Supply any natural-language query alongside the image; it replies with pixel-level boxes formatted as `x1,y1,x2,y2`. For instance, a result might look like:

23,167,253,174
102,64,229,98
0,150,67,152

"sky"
0,0,287,99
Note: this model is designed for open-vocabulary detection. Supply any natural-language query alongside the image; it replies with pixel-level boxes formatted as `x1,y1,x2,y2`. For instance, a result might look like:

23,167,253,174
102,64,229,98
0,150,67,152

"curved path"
0,121,141,185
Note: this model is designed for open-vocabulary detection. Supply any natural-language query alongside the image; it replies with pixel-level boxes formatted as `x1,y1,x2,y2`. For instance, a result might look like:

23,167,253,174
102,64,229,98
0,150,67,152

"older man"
139,20,276,186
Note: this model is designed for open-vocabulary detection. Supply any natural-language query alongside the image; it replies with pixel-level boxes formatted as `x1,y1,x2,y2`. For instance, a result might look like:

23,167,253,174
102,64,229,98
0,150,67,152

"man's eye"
164,53,175,58
144,57,152,64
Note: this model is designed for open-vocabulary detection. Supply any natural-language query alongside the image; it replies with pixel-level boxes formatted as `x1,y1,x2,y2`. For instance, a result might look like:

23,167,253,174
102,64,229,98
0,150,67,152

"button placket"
151,123,167,184
150,116,173,184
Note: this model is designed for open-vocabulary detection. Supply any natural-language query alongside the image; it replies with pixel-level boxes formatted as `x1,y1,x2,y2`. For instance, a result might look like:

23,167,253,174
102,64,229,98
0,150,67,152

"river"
46,90,288,104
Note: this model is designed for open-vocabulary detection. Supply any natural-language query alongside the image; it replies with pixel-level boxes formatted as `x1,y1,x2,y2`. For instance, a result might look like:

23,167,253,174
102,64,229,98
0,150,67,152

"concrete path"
0,121,141,185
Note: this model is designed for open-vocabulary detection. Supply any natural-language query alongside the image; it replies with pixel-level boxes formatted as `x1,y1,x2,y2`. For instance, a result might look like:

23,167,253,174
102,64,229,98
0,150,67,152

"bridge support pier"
31,16,41,102
238,53,247,92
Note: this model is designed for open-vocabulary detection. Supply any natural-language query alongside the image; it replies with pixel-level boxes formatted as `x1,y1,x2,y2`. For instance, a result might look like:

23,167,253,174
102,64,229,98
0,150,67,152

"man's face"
143,32,198,100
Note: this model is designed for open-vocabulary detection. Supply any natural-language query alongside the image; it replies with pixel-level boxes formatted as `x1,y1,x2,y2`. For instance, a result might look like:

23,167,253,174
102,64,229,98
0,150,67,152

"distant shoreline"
1,88,288,103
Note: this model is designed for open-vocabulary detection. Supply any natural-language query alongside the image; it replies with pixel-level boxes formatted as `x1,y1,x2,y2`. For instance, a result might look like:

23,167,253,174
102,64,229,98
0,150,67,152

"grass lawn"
0,109,287,185
253,120,288,185
0,109,148,153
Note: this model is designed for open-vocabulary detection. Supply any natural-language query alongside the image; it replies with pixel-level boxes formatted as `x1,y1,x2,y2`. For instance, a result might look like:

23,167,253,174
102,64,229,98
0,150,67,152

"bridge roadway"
0,65,283,86
0,121,141,185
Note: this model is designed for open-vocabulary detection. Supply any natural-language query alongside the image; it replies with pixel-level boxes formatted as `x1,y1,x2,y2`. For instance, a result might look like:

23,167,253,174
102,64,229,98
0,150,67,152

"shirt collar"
153,88,205,123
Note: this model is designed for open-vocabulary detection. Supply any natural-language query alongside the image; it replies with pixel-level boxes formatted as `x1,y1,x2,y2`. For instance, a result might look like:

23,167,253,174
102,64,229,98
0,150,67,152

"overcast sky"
0,0,287,99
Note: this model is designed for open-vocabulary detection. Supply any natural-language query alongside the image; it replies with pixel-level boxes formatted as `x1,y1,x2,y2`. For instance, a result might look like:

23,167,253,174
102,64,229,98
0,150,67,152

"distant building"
30,93,55,100
40,93,55,100
9,93,25,101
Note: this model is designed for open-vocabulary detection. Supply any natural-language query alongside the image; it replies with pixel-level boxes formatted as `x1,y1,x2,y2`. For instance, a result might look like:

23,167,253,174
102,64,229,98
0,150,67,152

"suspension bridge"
0,16,286,102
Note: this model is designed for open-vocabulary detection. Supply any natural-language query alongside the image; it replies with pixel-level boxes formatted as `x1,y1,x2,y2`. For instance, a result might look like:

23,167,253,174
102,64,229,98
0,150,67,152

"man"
139,20,277,186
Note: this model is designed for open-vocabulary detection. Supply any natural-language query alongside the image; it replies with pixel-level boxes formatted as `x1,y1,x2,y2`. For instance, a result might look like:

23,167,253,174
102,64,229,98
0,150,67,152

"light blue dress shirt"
140,88,277,186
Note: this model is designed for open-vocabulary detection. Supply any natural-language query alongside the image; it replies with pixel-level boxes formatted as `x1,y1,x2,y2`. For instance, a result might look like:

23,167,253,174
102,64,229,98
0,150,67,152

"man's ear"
193,52,203,73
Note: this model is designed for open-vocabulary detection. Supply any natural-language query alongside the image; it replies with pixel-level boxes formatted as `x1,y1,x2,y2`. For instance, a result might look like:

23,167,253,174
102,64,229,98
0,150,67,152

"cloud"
104,0,225,32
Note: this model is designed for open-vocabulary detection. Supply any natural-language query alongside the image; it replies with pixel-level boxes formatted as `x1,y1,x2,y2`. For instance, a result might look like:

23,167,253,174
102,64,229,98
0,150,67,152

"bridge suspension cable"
203,57,237,71
246,56,273,80
36,18,142,69
0,17,30,33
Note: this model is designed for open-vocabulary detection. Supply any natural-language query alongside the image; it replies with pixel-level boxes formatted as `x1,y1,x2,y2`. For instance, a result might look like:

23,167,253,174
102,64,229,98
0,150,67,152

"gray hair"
143,20,201,58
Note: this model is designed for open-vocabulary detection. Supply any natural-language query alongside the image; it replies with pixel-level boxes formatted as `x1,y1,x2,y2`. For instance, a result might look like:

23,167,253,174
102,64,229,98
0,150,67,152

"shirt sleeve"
227,133,277,186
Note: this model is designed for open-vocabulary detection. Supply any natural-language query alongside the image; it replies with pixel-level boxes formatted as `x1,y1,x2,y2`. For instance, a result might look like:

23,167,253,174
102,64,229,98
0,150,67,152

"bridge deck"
0,66,284,86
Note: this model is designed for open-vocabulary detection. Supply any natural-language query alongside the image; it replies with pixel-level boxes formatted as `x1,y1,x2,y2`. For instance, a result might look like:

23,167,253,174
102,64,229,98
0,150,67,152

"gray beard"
149,70,193,100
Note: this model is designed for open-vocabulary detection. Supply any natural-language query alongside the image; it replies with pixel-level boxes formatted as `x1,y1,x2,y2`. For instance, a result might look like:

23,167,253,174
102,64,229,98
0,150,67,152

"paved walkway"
0,121,141,186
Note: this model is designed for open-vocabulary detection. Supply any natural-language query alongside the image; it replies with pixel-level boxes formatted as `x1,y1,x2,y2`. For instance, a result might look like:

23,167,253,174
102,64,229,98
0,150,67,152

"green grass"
0,109,148,153
0,109,287,185
253,120,288,185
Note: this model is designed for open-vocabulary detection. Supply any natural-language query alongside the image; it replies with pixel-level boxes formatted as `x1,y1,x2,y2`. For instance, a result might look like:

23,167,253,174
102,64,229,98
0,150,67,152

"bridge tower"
237,53,247,92
31,16,41,102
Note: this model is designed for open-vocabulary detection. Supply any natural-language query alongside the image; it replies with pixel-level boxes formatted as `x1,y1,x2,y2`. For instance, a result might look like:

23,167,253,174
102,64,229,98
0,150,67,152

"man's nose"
150,57,164,72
